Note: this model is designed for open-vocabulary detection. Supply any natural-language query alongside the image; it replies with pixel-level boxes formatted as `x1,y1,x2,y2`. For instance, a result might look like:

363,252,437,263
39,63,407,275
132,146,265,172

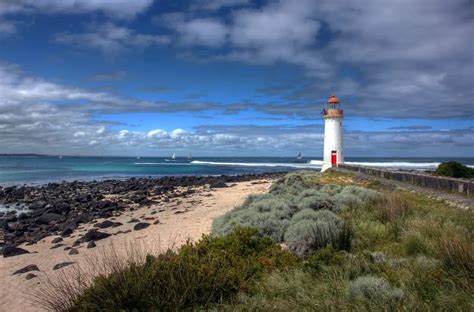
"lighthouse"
321,95,344,172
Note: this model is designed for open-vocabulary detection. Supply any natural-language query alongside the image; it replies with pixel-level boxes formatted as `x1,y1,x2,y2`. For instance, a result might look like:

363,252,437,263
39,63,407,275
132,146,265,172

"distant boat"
136,156,141,160
171,152,176,160
187,152,192,160
58,155,63,159
297,152,302,160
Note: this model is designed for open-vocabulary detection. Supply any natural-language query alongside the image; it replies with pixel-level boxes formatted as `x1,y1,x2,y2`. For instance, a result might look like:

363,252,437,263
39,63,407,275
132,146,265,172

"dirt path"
0,179,272,312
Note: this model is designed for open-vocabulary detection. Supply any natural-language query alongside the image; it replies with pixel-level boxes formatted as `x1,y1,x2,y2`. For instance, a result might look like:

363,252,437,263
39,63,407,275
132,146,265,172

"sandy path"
0,179,271,312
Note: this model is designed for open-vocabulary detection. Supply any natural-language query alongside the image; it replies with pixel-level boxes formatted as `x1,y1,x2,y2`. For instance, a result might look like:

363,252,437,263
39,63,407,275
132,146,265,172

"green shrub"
284,210,351,256
404,232,430,256
374,192,411,223
212,195,293,241
349,275,403,304
437,231,473,277
295,189,336,211
69,228,299,311
434,161,474,178
289,209,339,225
285,210,342,242
213,173,378,250
305,246,348,273
334,186,382,211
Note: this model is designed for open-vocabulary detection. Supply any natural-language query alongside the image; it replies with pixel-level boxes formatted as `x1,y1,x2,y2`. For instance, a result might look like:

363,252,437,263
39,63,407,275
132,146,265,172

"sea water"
0,156,473,186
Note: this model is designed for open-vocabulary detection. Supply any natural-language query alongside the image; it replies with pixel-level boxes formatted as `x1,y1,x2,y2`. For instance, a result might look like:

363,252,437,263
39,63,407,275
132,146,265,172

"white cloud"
170,128,187,138
0,0,153,19
55,22,169,55
148,129,167,138
177,18,228,47
0,18,15,37
191,0,250,11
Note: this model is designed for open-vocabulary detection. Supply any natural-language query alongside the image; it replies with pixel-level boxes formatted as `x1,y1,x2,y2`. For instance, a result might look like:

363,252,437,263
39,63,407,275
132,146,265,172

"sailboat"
58,155,63,159
187,152,192,160
296,152,302,160
136,156,141,160
171,152,176,160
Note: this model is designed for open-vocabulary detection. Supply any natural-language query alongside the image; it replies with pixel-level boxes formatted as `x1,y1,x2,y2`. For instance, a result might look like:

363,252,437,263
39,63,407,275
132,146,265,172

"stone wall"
338,164,474,195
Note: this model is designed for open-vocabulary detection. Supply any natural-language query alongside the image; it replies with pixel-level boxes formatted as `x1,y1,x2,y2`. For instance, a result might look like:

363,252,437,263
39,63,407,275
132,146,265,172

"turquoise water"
0,156,473,185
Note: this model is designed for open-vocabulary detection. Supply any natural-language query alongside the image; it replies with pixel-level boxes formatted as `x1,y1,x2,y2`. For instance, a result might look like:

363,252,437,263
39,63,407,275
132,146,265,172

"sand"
0,179,272,312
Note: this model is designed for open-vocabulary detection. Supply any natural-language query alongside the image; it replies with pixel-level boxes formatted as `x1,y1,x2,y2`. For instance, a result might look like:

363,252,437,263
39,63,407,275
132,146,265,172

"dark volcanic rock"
50,243,64,249
53,262,75,270
2,245,30,258
13,264,40,275
128,218,140,223
87,241,96,249
77,229,111,243
94,220,122,229
209,180,227,188
25,273,37,280
37,213,64,225
1,172,286,247
51,237,63,244
61,227,74,237
134,222,150,231
69,248,79,255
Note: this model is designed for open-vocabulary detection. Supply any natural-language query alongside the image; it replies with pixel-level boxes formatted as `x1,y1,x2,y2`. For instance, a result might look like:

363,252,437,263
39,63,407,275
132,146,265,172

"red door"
331,151,337,166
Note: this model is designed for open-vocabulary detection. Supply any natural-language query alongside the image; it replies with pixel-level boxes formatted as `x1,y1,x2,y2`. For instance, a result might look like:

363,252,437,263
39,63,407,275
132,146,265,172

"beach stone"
51,237,63,244
50,243,64,249
134,222,150,231
25,273,37,280
153,219,160,225
128,218,140,223
13,264,40,275
17,212,28,220
61,227,74,237
77,229,111,243
37,213,63,225
2,245,30,258
69,248,79,255
94,220,122,229
87,241,96,249
209,181,227,188
53,262,75,270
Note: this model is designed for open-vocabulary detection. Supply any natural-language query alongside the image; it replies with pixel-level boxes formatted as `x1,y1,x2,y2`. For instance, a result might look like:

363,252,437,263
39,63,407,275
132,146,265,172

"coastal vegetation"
36,171,473,311
435,161,474,179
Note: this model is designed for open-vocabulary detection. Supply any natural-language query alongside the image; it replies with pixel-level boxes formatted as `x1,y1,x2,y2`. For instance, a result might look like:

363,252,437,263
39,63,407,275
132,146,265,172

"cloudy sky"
0,0,472,157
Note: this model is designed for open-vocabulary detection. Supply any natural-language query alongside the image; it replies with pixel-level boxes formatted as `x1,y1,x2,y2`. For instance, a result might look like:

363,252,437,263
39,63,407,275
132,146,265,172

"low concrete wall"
339,164,474,195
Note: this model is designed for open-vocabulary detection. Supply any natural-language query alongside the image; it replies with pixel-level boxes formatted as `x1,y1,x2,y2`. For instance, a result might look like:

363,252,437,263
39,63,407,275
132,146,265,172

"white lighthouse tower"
321,95,344,172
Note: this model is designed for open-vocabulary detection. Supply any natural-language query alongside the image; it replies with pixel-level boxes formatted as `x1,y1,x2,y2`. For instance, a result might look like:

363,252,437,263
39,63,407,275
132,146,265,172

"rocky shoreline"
0,172,285,254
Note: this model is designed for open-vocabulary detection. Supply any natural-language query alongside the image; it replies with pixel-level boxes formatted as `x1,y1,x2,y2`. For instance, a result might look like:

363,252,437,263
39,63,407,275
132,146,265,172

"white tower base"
321,116,344,172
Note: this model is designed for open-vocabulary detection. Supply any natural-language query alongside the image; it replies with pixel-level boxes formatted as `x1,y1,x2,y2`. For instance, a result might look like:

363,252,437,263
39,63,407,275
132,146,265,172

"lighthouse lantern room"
321,95,344,172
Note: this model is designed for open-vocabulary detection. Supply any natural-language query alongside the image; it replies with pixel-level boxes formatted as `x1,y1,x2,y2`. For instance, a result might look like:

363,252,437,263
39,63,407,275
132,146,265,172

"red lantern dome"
327,95,340,104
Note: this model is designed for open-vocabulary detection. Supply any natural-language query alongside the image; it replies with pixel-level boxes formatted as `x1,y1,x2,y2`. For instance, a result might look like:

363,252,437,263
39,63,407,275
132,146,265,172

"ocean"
1,156,473,186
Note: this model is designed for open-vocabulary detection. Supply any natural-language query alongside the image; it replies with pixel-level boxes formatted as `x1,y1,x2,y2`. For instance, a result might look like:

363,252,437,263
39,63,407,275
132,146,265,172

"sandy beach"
0,179,272,312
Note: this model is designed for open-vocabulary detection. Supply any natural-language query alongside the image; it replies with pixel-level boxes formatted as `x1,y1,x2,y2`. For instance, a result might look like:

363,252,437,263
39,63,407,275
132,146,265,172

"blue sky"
0,0,472,157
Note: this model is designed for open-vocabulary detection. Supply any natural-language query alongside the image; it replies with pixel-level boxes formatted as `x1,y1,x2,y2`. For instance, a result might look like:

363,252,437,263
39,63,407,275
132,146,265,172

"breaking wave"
190,160,321,168
344,161,441,168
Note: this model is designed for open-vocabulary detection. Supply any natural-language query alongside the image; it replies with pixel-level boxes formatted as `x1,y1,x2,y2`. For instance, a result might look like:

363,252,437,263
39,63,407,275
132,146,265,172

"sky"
0,0,472,157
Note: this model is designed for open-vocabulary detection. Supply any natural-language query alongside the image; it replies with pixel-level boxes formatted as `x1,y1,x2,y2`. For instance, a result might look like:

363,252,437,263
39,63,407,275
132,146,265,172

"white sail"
171,152,176,160
187,152,192,159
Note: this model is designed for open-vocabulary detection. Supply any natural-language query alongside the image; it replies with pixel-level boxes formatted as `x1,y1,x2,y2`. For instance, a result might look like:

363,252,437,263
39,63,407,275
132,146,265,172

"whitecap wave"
134,162,188,165
190,160,321,168
344,161,441,168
